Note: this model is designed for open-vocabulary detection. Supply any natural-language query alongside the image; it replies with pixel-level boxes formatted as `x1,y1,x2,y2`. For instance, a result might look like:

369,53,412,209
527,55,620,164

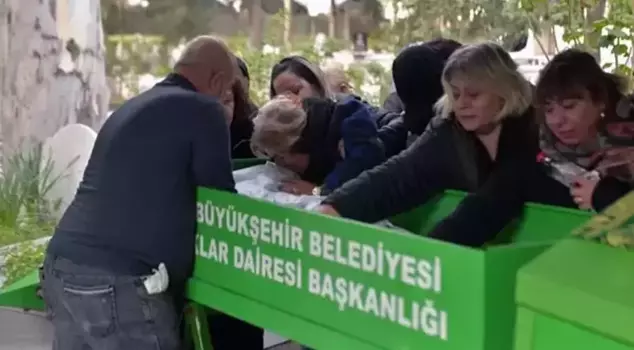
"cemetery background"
0,0,633,348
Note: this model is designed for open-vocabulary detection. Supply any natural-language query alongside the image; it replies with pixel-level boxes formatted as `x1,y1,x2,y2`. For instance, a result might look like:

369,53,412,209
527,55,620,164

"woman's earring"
600,111,606,118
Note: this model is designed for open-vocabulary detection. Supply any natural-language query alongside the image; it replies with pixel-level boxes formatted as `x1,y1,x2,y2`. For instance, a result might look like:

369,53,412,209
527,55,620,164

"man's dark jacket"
46,73,235,288
299,97,386,194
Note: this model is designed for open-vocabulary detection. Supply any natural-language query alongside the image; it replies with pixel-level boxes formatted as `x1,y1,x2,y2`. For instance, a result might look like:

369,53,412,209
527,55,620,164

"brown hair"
535,49,627,117
231,80,257,124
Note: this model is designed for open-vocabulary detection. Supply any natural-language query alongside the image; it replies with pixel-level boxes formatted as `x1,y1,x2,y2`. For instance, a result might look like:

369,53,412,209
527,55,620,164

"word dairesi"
309,230,442,293
195,235,302,288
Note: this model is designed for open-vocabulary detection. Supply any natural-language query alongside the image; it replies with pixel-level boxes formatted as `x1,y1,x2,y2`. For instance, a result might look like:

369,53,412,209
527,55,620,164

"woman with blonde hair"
323,62,352,96
250,94,386,196
316,42,572,247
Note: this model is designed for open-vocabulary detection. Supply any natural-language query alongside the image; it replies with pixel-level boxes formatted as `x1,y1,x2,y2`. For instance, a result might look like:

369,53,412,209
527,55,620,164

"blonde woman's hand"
316,204,341,217
280,179,316,195
571,176,600,210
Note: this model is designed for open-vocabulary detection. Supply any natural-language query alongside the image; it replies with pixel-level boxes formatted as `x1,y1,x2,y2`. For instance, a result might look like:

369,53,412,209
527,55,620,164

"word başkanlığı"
196,199,448,340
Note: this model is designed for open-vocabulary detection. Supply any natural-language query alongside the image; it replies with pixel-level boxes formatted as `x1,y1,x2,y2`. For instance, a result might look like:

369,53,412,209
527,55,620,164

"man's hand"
315,204,341,217
280,179,316,195
571,176,600,210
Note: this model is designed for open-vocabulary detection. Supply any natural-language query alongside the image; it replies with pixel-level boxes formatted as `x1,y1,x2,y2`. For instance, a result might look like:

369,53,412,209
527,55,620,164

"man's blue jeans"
41,255,181,350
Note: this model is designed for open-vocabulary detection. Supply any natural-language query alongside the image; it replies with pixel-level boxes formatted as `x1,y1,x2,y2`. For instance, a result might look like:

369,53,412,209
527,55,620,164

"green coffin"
514,190,634,350
0,270,43,311
515,231,634,350
515,239,634,350
190,188,590,350
0,163,591,349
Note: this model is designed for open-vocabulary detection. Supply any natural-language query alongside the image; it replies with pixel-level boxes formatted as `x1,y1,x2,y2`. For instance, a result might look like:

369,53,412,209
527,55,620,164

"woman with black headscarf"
375,39,463,157
392,38,463,135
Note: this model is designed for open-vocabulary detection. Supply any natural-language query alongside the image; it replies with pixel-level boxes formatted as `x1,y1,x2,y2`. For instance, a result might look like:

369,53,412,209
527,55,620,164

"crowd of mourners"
36,34,634,350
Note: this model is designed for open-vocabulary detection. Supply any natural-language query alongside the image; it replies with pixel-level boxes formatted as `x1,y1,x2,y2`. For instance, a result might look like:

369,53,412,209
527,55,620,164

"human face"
273,71,317,99
544,91,603,146
273,152,310,175
450,79,504,132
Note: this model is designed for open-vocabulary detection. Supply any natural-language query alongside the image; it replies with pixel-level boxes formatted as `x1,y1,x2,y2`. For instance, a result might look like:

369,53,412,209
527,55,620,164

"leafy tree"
517,0,634,86
380,0,529,48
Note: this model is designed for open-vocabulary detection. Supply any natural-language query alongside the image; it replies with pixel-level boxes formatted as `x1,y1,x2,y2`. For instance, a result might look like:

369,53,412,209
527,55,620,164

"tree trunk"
585,0,607,59
248,0,264,50
283,0,292,50
343,10,350,41
0,0,109,158
329,0,337,38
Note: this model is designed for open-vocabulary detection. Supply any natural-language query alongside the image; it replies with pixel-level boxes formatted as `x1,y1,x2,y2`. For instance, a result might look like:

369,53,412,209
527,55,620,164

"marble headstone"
41,124,96,219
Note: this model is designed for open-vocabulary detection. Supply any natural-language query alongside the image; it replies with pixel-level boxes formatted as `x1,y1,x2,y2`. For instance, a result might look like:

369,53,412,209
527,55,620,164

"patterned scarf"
539,95,634,184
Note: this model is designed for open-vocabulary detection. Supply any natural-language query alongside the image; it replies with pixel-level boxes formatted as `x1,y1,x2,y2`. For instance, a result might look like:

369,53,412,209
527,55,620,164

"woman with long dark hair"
218,56,259,159
222,79,258,158
269,55,332,100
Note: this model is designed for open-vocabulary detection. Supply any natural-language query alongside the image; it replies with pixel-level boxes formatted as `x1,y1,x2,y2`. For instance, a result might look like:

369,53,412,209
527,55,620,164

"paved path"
0,308,301,350
0,308,51,350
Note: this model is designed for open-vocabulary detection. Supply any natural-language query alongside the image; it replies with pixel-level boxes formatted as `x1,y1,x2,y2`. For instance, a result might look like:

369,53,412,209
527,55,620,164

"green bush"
0,222,54,248
0,145,73,287
1,242,46,286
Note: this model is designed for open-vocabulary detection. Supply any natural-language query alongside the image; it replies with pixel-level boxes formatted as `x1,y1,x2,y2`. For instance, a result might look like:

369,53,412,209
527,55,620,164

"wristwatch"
312,186,322,196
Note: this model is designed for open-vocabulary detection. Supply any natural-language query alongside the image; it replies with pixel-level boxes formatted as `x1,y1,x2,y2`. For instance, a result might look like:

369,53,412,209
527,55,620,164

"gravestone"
41,123,96,219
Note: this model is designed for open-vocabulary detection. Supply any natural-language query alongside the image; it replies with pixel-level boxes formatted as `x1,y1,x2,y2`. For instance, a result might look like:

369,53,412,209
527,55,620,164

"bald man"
41,36,237,350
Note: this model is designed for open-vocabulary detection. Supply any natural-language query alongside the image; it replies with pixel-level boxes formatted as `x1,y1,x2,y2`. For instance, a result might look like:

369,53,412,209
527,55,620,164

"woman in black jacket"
317,42,574,247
